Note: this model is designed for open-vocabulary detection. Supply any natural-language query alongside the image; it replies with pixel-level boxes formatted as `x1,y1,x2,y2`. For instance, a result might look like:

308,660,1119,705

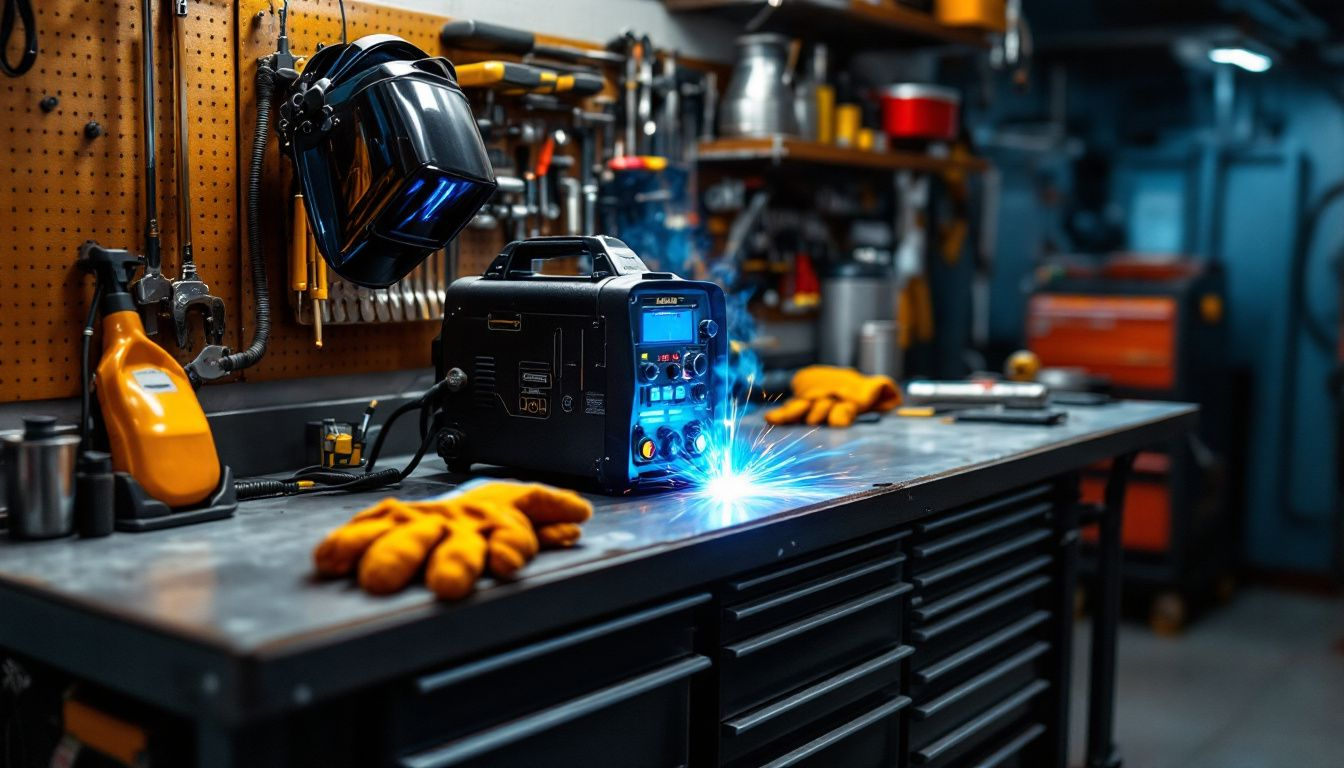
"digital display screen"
642,309,694,343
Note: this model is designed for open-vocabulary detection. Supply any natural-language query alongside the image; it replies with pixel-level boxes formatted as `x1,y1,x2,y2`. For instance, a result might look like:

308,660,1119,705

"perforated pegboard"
0,0,239,401
0,0,597,401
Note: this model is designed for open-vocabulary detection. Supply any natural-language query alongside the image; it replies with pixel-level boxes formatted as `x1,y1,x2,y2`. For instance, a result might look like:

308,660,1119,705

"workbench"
0,401,1195,768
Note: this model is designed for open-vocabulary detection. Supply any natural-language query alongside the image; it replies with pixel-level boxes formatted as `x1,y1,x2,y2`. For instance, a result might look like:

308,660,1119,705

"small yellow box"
936,0,1007,32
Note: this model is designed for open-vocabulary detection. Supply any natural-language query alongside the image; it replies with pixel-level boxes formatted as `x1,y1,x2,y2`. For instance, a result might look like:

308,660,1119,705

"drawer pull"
913,641,1049,720
913,679,1050,764
913,576,1049,644
916,485,1052,534
912,503,1051,559
728,555,905,621
415,593,709,693
970,722,1047,768
913,556,1051,623
724,645,914,735
400,655,711,768
727,532,909,593
914,611,1049,685
759,695,911,768
725,583,911,659
912,529,1050,589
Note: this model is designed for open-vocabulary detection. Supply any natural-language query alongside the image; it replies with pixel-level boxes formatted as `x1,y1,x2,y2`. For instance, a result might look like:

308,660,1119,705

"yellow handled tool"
455,60,550,94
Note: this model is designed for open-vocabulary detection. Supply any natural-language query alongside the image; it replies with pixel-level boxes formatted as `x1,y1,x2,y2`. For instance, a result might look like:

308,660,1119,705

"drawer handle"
724,645,914,735
400,655,711,768
912,503,1051,559
914,611,1049,685
726,531,909,593
913,576,1050,644
727,555,905,622
759,695,911,768
916,484,1052,534
724,583,911,659
913,641,1049,720
913,679,1050,764
913,555,1051,623
912,529,1050,589
415,593,710,693
971,722,1047,768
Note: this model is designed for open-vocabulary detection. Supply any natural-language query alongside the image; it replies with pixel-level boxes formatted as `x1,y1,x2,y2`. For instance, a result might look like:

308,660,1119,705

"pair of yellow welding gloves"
764,365,902,428
314,481,593,599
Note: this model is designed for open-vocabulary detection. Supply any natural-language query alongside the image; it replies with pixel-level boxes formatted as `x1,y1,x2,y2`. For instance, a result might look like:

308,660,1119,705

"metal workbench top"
0,400,1195,723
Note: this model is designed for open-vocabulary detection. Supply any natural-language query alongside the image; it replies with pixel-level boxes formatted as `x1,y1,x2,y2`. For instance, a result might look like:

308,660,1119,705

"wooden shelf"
696,136,990,174
663,0,990,50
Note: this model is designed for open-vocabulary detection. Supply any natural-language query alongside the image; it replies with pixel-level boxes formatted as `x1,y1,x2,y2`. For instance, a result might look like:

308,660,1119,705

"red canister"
880,84,961,142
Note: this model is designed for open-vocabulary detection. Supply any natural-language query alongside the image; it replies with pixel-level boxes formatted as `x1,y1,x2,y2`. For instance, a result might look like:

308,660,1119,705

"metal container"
793,44,828,141
819,262,896,368
880,83,961,142
720,34,799,138
858,320,903,381
2,416,80,540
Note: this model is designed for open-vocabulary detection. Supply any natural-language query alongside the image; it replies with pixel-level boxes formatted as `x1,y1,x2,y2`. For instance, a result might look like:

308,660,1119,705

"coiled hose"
219,63,275,374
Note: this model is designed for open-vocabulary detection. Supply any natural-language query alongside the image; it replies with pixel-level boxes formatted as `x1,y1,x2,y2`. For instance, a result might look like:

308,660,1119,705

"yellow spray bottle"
77,242,221,508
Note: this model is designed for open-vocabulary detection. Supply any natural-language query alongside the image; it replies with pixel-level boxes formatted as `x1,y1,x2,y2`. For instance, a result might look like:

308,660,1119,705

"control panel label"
584,392,605,416
132,368,177,394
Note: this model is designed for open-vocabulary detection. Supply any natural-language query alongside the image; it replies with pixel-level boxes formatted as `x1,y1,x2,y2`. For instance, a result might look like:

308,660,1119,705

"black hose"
219,63,275,373
1,0,37,77
79,284,105,451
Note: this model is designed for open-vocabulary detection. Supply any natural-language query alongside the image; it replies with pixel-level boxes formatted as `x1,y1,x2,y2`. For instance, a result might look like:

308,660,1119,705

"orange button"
637,437,656,461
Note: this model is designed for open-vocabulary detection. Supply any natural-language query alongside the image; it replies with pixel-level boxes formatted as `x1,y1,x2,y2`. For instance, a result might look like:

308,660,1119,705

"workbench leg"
1044,475,1080,768
1087,452,1135,768
196,719,286,768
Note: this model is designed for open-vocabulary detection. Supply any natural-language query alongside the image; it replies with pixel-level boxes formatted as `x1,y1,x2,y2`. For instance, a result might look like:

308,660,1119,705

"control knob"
665,362,682,380
639,362,659,382
689,382,708,402
699,319,719,339
686,353,708,378
656,426,683,458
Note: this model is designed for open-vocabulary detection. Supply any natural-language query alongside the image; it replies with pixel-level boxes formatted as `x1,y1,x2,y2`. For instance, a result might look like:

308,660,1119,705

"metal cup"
858,320,903,381
2,416,80,540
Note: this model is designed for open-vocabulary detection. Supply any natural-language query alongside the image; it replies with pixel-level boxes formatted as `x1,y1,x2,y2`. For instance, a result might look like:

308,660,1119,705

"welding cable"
216,58,276,374
0,0,37,78
235,382,450,500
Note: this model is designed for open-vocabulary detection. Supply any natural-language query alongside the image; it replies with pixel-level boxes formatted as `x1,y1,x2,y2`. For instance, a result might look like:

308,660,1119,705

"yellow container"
834,103,862,147
815,84,836,144
857,128,876,151
96,310,221,507
936,0,1007,32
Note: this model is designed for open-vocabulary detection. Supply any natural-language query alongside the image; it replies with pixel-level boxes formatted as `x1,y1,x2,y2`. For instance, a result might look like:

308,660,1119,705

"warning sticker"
132,368,177,394
584,392,605,416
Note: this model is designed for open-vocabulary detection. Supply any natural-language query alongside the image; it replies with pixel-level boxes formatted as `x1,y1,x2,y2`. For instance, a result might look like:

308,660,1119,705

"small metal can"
2,417,80,540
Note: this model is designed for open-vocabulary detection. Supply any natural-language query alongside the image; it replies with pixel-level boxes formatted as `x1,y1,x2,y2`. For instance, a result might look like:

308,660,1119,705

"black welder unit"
434,236,728,493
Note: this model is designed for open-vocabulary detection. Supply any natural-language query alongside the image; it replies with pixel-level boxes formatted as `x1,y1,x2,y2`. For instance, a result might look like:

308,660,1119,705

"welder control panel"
629,293,720,470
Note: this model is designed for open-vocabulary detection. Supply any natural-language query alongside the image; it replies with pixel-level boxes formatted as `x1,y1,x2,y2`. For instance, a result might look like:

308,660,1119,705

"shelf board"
663,0,990,50
696,136,990,174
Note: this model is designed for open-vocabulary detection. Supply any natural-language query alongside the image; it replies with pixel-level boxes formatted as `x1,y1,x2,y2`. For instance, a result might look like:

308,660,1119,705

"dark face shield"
282,36,496,288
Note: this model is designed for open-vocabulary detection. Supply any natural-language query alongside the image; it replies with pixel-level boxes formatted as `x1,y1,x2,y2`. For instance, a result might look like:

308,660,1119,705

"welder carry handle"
485,236,648,281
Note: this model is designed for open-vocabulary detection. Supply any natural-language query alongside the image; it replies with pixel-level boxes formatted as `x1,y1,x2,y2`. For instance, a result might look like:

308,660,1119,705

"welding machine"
434,236,728,493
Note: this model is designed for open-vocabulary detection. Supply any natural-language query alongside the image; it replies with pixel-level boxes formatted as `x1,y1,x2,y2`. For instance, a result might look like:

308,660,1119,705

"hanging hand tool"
440,19,624,65
167,1,228,351
0,0,37,77
456,61,606,97
308,229,327,347
130,0,173,334
313,480,593,599
290,194,308,311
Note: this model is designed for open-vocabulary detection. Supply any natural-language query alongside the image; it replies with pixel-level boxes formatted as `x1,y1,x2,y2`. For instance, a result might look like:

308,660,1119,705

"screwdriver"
308,231,327,348
456,61,606,96
441,20,624,64
290,194,308,309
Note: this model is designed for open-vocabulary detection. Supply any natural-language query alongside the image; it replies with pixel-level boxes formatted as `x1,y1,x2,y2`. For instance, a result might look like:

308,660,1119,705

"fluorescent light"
1208,47,1273,73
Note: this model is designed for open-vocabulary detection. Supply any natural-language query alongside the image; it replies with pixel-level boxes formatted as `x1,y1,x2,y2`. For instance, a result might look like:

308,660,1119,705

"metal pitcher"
719,33,799,138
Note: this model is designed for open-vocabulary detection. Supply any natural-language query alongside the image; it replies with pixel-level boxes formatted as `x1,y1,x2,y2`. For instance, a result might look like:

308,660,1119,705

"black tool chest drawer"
714,532,913,767
906,484,1060,768
386,593,711,768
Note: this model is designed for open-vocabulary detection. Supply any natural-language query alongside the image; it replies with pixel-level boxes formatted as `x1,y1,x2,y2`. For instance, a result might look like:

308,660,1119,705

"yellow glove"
764,365,902,428
313,481,593,599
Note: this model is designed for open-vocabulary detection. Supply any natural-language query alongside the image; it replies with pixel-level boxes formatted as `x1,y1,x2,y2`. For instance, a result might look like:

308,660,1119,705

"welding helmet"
281,35,496,287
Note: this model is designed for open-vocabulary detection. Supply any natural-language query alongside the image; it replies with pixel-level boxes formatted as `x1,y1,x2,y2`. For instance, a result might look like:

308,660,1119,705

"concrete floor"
1069,587,1344,768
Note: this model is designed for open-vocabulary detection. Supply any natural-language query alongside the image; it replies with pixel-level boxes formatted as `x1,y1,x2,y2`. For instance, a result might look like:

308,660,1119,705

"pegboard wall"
0,0,527,401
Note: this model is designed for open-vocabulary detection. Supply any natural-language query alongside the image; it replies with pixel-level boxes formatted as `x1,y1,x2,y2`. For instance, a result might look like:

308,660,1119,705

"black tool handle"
563,72,607,96
440,20,535,55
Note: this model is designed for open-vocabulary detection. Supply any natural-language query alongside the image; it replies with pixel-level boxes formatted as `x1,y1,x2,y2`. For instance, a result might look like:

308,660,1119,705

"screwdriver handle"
290,194,308,293
441,20,536,55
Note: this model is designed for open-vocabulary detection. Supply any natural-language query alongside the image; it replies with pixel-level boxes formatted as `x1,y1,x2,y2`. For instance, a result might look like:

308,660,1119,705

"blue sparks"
666,376,854,526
